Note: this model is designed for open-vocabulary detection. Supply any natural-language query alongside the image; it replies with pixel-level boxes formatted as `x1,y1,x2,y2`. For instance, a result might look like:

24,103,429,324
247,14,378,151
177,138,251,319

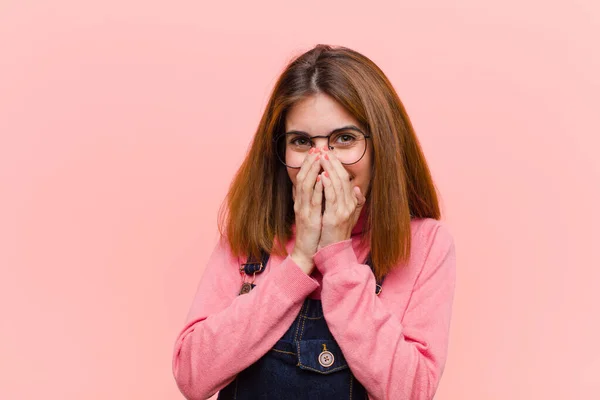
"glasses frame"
273,132,371,169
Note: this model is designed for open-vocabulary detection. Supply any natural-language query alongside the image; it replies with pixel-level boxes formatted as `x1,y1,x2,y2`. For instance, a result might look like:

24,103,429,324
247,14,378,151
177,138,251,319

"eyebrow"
284,125,365,137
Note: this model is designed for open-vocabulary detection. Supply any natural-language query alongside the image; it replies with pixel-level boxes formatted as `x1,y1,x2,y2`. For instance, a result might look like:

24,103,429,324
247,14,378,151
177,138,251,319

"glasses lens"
329,132,367,166
275,132,367,168
276,134,311,168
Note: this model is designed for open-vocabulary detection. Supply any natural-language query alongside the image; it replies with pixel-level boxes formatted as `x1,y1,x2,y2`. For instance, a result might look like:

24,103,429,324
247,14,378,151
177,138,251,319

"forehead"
285,93,361,133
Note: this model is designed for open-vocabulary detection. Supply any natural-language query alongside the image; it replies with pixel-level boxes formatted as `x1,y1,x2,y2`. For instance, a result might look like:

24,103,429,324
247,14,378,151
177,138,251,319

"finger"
320,171,336,211
325,150,353,206
301,152,322,207
353,186,366,208
295,148,319,184
311,176,323,211
320,152,344,206
296,150,320,207
304,150,322,190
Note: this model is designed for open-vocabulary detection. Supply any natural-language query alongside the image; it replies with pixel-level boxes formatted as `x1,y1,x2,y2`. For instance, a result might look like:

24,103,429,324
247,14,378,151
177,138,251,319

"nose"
312,138,329,151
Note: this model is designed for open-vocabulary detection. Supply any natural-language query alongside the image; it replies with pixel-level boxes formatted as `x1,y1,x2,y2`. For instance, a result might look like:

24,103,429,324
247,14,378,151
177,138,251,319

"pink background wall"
1,1,598,399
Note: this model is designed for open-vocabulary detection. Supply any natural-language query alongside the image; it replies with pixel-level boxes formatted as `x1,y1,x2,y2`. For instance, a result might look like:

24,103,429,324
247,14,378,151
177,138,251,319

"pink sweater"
172,217,456,400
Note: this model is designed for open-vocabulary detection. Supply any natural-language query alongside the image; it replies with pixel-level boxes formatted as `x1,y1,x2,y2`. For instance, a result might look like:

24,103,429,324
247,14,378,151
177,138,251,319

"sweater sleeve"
172,237,320,400
313,221,456,400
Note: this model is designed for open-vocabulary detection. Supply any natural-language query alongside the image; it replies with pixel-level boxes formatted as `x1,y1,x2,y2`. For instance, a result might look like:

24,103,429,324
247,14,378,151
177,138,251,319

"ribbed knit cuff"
313,239,358,275
271,255,320,302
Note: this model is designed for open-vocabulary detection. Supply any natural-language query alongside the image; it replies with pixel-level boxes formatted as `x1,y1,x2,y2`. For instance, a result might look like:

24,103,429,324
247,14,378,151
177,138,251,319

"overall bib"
217,251,385,400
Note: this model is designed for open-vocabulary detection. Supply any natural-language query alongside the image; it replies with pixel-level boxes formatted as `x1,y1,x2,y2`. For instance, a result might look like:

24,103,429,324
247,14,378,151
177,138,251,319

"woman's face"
284,92,373,202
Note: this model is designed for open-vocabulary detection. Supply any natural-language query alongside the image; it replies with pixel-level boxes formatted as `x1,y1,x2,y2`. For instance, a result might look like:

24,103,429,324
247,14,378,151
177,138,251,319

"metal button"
239,282,253,295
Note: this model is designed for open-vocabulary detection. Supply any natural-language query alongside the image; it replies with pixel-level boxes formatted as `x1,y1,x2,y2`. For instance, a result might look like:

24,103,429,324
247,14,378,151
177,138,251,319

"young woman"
172,44,456,400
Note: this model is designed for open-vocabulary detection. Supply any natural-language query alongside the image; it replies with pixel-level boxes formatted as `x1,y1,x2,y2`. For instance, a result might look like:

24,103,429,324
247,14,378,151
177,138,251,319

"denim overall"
217,251,385,400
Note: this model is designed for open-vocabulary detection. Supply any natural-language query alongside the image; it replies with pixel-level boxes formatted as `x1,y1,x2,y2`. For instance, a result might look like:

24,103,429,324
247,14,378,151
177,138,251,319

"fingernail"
322,146,328,151
324,171,329,178
309,148,314,154
324,153,329,160
317,175,321,182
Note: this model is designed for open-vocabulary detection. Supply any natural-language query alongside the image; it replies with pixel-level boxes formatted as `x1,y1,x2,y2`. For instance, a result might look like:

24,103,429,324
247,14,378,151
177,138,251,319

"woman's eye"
336,134,356,143
291,137,311,146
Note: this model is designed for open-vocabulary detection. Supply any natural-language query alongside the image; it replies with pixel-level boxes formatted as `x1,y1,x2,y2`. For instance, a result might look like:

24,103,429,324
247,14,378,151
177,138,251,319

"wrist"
318,226,352,250
318,235,349,250
291,250,314,275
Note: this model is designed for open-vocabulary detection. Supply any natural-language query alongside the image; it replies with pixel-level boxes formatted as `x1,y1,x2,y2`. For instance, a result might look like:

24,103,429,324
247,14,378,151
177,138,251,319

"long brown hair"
218,44,440,280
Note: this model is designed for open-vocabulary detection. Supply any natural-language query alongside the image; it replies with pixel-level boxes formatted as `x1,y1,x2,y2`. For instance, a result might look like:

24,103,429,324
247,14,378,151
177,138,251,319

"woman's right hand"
291,148,324,275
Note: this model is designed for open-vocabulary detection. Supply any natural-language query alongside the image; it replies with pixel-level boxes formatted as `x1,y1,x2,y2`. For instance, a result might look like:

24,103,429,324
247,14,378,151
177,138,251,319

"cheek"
347,161,372,193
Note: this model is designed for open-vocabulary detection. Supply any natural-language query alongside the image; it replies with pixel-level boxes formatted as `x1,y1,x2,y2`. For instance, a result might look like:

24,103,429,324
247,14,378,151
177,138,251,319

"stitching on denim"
302,315,324,320
293,301,306,343
296,363,348,374
270,348,296,356
295,340,349,374
298,304,308,341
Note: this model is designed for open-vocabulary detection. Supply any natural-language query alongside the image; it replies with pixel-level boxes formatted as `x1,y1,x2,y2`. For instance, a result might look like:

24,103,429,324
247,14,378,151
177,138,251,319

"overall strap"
241,250,271,276
237,250,271,295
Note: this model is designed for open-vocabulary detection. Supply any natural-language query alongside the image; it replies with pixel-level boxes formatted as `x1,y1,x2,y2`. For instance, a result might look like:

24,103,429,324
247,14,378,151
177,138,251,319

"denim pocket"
296,339,349,375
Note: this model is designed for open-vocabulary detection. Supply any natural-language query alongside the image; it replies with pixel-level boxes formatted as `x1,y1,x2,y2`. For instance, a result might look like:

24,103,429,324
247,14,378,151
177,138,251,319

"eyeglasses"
274,130,371,169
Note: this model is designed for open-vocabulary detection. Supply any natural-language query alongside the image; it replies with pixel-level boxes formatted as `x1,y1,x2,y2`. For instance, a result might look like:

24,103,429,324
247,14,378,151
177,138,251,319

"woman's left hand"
317,147,366,251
